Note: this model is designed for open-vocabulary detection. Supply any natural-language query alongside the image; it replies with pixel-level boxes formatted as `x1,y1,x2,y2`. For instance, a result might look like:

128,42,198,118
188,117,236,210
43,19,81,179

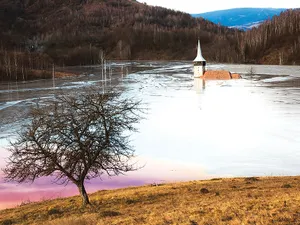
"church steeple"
193,40,206,62
193,40,206,78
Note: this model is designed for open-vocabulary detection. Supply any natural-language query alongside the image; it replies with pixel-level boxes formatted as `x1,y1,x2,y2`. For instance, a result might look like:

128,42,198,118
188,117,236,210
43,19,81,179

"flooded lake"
1,61,300,209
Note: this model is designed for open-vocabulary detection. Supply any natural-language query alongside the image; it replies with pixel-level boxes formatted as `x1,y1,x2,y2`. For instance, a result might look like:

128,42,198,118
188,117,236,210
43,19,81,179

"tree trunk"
77,181,90,206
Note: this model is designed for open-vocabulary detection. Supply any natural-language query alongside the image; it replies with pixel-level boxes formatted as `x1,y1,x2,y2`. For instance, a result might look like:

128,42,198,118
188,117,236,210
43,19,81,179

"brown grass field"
1,176,300,225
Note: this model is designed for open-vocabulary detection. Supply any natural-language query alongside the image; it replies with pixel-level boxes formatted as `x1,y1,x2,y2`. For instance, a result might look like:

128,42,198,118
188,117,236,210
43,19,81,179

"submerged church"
193,40,241,79
193,40,206,78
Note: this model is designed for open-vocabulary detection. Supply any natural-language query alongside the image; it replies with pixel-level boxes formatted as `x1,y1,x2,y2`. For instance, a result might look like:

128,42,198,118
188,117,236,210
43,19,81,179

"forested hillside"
239,9,300,64
0,0,238,61
0,0,300,81
0,0,240,81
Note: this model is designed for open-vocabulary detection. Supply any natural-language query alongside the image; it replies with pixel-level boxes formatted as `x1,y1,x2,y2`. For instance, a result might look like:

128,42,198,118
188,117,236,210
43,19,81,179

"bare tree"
3,89,143,206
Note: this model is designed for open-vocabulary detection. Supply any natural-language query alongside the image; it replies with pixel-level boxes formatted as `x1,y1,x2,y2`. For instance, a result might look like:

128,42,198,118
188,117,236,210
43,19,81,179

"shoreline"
1,175,300,224
1,61,300,84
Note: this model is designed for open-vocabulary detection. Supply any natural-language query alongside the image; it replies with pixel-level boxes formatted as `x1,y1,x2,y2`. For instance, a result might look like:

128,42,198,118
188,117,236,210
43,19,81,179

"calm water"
1,61,300,209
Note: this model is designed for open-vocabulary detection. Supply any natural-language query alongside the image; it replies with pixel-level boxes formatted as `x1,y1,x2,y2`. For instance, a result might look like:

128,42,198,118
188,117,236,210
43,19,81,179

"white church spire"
193,39,206,78
193,40,206,62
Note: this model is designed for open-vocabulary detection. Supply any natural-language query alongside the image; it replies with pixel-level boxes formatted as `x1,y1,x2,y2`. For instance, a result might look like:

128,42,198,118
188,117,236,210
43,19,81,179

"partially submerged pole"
52,63,55,88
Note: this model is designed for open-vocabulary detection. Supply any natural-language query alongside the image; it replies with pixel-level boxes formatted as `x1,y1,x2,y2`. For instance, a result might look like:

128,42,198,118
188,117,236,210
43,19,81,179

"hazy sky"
138,0,300,13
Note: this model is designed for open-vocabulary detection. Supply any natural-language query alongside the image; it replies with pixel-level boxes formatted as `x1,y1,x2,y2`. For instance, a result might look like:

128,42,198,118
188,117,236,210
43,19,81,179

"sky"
138,0,300,14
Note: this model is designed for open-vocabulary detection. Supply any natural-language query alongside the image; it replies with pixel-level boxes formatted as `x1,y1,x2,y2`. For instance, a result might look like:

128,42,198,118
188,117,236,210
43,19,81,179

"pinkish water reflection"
0,155,209,209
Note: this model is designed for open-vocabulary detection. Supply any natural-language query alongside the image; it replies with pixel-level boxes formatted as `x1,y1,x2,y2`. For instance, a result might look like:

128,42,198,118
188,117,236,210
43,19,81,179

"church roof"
193,40,206,62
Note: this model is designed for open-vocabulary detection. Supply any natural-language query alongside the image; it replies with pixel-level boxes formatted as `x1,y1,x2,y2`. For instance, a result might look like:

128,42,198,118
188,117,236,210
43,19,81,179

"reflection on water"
194,78,205,94
1,61,300,209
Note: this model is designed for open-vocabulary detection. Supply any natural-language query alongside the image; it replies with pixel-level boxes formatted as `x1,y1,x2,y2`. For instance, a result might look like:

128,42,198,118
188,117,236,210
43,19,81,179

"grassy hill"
1,176,300,224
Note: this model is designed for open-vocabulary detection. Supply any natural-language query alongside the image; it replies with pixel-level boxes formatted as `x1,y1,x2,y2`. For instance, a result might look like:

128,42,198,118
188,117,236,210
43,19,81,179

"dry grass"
1,176,300,224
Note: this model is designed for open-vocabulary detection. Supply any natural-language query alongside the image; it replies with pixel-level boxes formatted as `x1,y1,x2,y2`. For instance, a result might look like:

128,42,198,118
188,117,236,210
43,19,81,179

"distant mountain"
192,8,287,30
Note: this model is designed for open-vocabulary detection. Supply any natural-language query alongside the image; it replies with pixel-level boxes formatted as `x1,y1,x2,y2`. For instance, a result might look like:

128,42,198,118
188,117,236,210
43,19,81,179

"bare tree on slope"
3,89,143,206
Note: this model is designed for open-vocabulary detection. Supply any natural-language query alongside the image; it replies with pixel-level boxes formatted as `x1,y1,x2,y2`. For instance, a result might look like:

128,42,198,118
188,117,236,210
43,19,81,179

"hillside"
0,0,240,81
1,176,300,224
0,1,300,82
192,8,286,30
240,9,300,64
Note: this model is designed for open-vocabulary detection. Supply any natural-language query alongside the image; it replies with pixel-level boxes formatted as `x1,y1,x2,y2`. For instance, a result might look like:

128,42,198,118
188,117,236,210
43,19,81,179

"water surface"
1,62,300,209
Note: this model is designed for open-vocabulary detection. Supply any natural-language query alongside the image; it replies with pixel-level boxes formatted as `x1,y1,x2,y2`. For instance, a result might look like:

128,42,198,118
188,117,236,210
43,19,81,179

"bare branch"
3,87,144,206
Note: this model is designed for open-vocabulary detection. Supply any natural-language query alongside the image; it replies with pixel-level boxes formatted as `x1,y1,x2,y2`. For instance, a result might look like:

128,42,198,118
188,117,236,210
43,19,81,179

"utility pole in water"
52,64,55,88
